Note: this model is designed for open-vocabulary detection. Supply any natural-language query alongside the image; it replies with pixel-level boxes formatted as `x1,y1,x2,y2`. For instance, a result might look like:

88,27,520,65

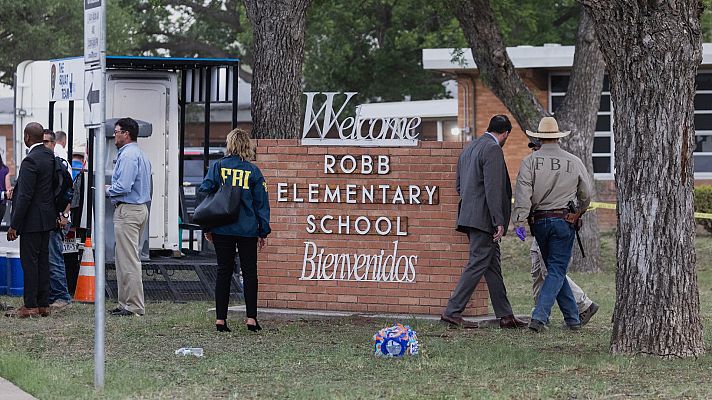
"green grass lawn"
2,233,712,399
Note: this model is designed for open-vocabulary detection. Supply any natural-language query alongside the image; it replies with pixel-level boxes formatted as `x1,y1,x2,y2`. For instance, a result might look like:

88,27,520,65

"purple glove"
515,226,526,241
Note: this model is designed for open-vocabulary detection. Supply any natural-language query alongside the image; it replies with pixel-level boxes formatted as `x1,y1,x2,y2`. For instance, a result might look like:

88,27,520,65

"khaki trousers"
531,238,592,314
114,203,149,315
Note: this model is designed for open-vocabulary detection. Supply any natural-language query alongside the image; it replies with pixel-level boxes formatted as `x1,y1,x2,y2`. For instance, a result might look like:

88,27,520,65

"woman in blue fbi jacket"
199,128,271,332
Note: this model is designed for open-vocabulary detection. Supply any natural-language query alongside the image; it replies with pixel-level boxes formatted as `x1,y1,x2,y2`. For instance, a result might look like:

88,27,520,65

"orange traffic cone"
74,237,96,303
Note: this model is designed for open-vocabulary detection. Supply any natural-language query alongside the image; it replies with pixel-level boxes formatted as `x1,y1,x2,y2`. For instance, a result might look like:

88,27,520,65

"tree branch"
140,34,234,58
163,0,243,32
453,0,547,131
553,4,580,27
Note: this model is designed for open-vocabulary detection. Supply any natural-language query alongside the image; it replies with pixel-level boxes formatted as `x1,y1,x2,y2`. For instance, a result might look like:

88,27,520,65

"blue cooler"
0,248,7,295
8,249,23,297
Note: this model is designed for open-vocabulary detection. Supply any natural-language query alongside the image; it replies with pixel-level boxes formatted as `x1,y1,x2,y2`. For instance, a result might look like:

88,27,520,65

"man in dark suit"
441,115,526,329
6,122,58,318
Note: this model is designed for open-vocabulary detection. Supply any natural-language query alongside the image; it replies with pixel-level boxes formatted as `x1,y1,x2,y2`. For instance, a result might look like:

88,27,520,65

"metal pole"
232,65,238,129
93,0,107,391
203,67,212,175
12,72,17,175
49,101,55,130
68,100,74,158
179,71,187,186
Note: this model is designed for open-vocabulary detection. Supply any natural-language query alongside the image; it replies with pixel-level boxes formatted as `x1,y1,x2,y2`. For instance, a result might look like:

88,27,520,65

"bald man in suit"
6,122,58,318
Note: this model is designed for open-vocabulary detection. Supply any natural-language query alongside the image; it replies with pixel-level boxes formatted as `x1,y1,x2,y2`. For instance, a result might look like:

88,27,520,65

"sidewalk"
0,377,36,400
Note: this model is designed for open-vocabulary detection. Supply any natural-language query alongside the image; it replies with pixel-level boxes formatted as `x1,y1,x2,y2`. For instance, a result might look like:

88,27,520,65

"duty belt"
527,208,568,225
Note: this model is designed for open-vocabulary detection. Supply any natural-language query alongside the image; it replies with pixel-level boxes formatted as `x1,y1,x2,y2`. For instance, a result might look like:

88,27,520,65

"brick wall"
254,139,489,316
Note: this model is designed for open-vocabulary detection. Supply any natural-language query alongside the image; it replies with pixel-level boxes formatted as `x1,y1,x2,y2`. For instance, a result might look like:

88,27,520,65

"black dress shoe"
216,322,231,332
440,313,478,329
109,307,123,315
112,309,137,316
247,321,262,332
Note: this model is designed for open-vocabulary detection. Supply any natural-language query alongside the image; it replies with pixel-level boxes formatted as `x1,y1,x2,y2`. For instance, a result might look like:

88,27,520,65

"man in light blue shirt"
105,117,152,316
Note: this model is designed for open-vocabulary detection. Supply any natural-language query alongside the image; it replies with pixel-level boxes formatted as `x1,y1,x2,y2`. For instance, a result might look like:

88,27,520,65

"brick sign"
256,140,489,316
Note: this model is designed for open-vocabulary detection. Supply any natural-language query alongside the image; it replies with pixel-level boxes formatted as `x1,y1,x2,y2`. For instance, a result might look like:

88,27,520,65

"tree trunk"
243,0,312,138
453,0,603,272
580,0,705,357
556,11,605,273
452,0,545,131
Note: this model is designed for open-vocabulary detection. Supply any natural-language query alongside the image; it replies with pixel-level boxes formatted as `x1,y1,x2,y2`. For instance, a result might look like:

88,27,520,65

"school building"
422,44,712,228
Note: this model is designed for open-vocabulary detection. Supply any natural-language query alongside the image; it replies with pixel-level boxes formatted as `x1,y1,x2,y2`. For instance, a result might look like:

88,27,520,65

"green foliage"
303,0,467,105
0,0,141,85
137,1,252,62
491,0,579,46
703,0,712,42
696,185,712,234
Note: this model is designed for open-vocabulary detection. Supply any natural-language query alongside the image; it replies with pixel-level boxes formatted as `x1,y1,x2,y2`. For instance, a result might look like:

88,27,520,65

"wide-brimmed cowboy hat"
526,117,571,139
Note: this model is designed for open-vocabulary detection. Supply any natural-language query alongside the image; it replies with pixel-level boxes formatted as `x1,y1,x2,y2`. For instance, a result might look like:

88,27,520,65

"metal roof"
358,99,457,119
423,43,712,71
106,56,240,71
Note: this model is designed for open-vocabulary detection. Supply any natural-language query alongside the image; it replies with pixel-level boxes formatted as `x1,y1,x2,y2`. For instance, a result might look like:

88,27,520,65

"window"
549,73,614,178
549,71,712,178
695,72,712,175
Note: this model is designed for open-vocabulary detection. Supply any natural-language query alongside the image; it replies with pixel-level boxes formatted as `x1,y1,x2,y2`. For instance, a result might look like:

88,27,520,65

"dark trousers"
213,234,259,320
444,227,513,318
20,231,51,308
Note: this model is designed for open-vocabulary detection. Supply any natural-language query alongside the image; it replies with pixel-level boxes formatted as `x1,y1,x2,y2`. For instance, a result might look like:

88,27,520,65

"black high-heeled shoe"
246,321,262,332
216,322,231,332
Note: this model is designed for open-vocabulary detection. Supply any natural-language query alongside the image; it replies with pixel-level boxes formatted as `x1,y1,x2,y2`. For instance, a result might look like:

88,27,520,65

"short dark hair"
487,115,512,134
43,129,56,141
115,117,139,141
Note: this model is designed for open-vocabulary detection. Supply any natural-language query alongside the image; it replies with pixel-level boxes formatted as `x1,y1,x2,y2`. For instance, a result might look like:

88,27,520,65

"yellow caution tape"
589,202,616,210
588,201,712,220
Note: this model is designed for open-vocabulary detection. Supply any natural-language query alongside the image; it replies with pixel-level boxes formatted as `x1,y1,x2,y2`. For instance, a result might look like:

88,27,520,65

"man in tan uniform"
527,140,599,325
512,117,592,332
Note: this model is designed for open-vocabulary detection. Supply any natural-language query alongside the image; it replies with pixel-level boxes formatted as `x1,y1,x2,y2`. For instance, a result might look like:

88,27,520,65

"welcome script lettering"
279,154,438,283
301,92,421,146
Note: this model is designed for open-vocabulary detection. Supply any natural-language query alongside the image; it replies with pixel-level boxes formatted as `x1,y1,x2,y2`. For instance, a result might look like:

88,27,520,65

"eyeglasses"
113,129,127,136
43,139,55,143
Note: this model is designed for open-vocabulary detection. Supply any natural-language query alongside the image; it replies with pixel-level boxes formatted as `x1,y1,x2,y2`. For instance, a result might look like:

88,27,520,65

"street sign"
50,58,84,101
83,0,107,390
84,0,103,65
84,68,102,127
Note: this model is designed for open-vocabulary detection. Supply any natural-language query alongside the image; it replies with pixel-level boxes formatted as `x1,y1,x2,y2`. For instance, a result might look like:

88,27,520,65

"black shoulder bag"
193,159,242,229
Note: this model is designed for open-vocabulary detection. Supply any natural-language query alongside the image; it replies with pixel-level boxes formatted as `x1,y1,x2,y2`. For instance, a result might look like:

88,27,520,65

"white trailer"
14,56,241,260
